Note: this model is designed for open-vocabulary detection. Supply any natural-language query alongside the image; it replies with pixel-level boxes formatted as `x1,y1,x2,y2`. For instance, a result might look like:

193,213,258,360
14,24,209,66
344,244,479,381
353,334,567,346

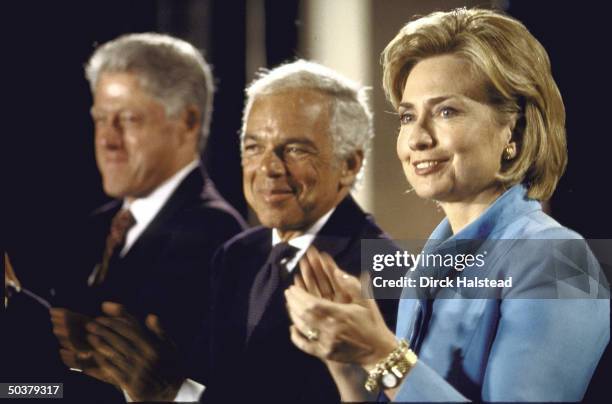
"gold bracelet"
364,340,417,392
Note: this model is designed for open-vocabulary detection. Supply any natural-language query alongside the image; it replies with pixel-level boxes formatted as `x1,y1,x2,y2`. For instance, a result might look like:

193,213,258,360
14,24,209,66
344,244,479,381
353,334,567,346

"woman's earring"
504,145,516,160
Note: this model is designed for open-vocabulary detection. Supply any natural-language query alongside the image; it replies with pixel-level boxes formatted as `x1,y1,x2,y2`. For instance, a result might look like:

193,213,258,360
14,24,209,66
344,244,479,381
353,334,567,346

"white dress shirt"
272,208,335,272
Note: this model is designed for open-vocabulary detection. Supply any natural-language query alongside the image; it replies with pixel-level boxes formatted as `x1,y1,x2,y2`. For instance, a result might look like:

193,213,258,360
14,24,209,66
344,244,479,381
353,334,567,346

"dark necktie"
91,208,136,286
246,242,299,342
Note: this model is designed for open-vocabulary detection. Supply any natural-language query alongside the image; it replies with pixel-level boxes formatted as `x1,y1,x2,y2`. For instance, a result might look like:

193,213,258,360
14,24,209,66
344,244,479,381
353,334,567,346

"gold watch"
365,340,417,392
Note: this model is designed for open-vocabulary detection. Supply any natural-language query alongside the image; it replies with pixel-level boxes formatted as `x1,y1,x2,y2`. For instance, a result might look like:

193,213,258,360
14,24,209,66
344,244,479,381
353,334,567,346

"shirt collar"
271,207,336,272
122,159,199,237
426,184,541,248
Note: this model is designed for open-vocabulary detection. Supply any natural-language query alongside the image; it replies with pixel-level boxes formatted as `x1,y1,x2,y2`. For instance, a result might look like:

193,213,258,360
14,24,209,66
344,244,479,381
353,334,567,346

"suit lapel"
238,231,274,347
246,196,368,347
122,166,204,261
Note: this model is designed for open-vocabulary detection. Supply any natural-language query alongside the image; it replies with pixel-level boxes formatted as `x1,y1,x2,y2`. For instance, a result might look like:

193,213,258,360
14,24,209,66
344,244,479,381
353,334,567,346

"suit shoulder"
90,199,120,216
176,190,247,237
181,170,247,230
195,201,247,232
222,226,269,253
201,196,246,226
362,215,389,237
360,215,399,246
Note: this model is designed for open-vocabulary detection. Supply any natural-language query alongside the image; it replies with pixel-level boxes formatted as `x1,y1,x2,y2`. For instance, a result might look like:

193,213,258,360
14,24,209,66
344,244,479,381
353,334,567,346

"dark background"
3,0,610,400
3,0,299,287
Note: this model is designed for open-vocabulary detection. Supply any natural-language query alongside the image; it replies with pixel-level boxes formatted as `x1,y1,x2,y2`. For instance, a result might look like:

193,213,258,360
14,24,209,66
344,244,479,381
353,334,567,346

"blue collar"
426,184,541,249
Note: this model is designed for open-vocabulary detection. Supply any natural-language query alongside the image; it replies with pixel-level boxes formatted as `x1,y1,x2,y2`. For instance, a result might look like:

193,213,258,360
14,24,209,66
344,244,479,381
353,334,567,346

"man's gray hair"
242,60,373,180
85,33,214,151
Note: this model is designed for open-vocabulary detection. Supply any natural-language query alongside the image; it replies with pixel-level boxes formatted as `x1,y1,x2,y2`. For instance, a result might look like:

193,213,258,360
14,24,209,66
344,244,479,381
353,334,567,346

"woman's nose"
406,119,435,151
397,117,435,160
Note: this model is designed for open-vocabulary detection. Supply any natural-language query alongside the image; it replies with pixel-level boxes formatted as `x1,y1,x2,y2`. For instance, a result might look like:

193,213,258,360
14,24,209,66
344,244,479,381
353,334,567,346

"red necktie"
91,208,136,286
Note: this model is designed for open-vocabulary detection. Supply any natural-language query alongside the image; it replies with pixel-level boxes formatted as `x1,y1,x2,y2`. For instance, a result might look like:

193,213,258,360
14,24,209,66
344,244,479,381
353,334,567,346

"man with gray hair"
204,59,397,403
79,59,396,402
48,33,245,401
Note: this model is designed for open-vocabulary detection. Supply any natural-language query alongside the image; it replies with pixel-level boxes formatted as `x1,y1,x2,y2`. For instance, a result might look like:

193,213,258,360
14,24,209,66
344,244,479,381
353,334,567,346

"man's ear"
178,105,201,146
339,150,364,188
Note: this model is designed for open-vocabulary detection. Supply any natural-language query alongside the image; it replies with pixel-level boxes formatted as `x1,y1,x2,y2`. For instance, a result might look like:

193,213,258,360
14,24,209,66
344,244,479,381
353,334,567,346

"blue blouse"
393,185,610,401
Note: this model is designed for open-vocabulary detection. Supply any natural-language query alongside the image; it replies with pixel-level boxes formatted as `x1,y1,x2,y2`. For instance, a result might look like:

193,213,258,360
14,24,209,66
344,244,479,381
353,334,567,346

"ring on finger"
305,327,320,342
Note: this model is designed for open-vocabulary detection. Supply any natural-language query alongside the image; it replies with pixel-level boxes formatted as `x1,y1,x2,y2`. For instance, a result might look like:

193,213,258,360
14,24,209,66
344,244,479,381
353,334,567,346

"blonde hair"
382,8,567,200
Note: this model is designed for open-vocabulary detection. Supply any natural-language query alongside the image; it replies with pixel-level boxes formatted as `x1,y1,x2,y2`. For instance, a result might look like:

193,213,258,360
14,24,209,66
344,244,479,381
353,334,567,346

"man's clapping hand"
53,302,185,402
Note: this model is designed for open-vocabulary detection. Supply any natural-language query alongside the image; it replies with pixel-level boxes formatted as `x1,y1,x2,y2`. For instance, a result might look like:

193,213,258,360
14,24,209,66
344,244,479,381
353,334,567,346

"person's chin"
257,208,301,229
412,183,449,201
102,180,130,199
260,217,295,231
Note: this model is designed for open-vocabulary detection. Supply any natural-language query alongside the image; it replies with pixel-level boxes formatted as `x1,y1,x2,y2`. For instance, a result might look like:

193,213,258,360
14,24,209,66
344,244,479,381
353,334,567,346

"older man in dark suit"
45,33,245,402
79,60,397,402
199,60,398,403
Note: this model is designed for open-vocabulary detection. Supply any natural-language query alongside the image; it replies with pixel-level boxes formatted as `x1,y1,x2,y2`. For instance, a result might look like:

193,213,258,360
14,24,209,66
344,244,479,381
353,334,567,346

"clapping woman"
285,8,609,402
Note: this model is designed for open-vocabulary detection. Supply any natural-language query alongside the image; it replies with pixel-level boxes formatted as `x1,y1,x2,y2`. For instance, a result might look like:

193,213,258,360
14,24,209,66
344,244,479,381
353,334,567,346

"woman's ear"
502,112,519,160
502,112,517,141
339,150,364,187
503,142,517,161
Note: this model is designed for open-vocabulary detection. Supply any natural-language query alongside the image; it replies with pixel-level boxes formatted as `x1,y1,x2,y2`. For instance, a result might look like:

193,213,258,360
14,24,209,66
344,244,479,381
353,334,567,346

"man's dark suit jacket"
204,196,398,403
3,166,245,403
68,166,247,351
